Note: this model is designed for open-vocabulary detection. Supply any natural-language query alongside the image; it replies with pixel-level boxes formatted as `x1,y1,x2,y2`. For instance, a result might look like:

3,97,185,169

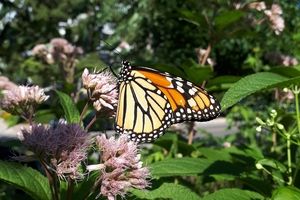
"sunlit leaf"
202,188,264,200
56,91,80,123
221,72,300,110
272,186,300,200
130,183,201,200
149,157,211,177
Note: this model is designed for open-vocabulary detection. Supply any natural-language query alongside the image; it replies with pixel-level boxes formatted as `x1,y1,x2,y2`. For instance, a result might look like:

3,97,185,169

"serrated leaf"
130,183,201,200
202,188,264,200
56,91,80,123
0,161,51,200
149,157,211,177
221,72,300,110
272,186,300,200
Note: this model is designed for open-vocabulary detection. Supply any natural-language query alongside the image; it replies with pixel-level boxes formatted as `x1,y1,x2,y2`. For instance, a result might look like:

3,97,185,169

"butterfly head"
119,60,132,82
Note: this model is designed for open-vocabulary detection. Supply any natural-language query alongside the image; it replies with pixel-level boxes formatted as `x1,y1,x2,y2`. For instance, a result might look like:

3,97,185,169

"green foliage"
2,0,300,200
201,188,264,200
149,157,212,177
130,183,201,200
56,91,80,123
221,71,300,110
0,161,51,200
271,187,300,200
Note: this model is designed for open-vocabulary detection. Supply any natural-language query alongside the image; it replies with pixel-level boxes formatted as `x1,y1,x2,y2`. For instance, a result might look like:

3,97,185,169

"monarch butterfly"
115,60,221,143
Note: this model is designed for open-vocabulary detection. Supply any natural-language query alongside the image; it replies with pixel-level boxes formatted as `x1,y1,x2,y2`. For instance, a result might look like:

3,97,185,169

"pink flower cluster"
0,85,49,119
32,38,83,64
247,2,285,35
82,68,118,112
264,4,285,35
92,135,150,200
21,121,90,179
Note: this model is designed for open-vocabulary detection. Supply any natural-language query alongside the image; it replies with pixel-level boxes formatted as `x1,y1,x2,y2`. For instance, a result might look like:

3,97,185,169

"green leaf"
0,161,51,200
221,72,300,110
35,109,56,123
149,157,211,177
130,183,201,200
270,66,300,78
197,147,232,161
202,188,264,200
215,10,244,31
272,186,300,200
56,91,80,123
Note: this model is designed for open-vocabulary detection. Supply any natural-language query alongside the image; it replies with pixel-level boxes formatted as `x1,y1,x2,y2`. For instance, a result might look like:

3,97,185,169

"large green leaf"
221,72,300,110
202,188,264,200
149,157,211,177
0,161,51,200
56,91,80,123
130,183,201,200
272,186,300,200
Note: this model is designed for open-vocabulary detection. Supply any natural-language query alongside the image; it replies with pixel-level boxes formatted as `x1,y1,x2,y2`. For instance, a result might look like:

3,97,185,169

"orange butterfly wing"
115,61,221,143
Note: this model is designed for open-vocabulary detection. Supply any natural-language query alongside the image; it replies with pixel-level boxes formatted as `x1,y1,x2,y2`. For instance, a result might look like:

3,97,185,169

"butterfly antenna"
109,65,118,78
102,40,123,58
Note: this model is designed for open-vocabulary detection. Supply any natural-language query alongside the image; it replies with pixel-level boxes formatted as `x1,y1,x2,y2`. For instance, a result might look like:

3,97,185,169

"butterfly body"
116,61,221,143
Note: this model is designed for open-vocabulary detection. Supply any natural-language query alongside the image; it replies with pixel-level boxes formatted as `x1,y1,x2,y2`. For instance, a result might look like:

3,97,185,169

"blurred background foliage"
2,0,300,199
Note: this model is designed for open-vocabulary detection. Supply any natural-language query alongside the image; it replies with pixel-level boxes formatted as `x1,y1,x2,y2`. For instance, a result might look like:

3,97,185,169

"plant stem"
80,102,89,124
292,86,300,183
40,160,59,200
85,115,97,131
295,87,300,135
286,133,293,185
67,178,74,200
260,166,285,183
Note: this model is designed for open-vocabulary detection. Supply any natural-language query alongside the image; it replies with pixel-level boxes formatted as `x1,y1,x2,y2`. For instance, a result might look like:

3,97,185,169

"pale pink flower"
248,1,266,11
32,44,48,56
0,85,49,119
82,68,118,112
21,121,90,179
50,38,83,59
270,4,282,15
264,4,285,35
31,44,54,64
195,48,215,66
88,135,150,200
233,2,242,10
